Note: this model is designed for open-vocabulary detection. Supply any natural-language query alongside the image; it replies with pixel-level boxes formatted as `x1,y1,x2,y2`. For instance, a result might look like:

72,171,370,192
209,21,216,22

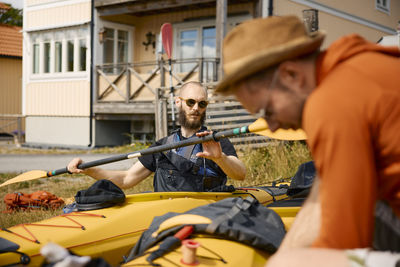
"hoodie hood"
317,34,400,84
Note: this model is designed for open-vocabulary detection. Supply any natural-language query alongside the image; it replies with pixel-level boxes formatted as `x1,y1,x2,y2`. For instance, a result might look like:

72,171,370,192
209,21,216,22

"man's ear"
175,96,181,107
278,61,306,91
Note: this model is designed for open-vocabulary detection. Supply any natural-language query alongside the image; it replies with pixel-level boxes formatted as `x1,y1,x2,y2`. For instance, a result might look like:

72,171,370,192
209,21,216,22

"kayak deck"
0,189,300,266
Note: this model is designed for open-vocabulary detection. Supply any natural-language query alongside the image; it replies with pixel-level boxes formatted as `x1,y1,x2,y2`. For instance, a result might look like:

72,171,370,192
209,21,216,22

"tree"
0,6,22,26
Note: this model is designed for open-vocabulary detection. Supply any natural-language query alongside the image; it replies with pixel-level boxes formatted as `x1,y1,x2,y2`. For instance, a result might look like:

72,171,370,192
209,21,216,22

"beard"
178,108,206,130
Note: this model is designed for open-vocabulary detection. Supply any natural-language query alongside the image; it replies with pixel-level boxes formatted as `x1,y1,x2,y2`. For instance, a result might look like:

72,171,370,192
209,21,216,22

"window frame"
375,0,390,14
29,25,90,81
171,15,251,78
98,20,134,68
172,14,251,61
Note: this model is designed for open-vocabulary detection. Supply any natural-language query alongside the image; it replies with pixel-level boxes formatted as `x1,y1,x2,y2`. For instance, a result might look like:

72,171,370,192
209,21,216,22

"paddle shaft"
47,126,251,177
168,59,176,129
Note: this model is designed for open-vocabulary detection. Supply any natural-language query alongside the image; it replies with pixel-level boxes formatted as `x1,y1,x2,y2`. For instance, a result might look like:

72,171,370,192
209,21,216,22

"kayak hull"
0,190,299,266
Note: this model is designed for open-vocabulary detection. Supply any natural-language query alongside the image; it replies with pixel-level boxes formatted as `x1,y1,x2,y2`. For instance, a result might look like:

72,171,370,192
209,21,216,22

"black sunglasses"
179,97,209,109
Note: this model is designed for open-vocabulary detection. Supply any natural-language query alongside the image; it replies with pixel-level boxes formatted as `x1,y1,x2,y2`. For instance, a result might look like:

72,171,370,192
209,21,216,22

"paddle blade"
0,170,48,188
161,23,173,59
249,118,307,140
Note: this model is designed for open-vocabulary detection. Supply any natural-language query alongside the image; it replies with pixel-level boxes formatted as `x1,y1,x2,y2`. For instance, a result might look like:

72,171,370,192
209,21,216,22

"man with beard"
67,81,246,192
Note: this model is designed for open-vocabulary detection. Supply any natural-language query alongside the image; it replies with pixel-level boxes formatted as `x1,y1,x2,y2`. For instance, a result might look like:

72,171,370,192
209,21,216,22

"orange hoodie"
303,34,400,249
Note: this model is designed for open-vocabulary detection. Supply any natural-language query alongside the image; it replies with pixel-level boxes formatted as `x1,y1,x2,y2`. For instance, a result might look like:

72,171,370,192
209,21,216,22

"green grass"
0,141,312,228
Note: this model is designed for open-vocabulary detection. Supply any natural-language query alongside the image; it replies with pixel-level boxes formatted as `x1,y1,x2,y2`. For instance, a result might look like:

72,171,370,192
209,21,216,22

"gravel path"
0,153,137,173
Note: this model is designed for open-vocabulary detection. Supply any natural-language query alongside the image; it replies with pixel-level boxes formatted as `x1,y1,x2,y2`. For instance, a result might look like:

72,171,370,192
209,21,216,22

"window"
79,39,87,71
30,25,89,77
67,40,74,72
101,26,131,73
202,27,216,80
376,0,390,14
117,30,128,63
43,42,51,73
32,44,39,74
55,42,62,73
174,15,250,81
103,27,114,64
179,29,198,73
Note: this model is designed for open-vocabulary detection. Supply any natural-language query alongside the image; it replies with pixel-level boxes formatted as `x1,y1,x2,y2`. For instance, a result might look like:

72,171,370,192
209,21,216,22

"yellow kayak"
0,189,300,266
123,235,272,267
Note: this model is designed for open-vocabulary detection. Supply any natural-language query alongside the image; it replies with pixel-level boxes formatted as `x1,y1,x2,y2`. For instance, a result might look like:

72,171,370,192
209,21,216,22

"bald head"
179,81,208,100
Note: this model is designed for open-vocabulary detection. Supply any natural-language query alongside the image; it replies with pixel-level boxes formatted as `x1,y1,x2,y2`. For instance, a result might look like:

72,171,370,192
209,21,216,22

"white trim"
26,0,90,11
262,0,271,17
62,39,67,73
74,38,80,72
24,21,91,33
28,75,90,83
39,41,44,74
289,0,396,35
50,40,55,73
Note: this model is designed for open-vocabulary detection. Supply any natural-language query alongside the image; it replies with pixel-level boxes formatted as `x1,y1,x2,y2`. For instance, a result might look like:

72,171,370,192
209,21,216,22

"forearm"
214,153,246,180
82,168,132,188
278,178,320,251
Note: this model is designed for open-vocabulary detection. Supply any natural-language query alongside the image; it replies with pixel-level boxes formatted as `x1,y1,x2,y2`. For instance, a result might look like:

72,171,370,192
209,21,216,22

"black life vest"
152,132,230,192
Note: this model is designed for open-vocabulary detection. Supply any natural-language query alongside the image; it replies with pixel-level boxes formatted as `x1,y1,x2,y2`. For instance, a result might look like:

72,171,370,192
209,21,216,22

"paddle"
0,118,306,188
161,23,176,129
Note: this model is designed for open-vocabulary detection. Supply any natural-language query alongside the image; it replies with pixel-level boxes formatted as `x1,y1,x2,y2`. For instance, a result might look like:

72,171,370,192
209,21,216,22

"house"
0,21,24,143
22,0,400,148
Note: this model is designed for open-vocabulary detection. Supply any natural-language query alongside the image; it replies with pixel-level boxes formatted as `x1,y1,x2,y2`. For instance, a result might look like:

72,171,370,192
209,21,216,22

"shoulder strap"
205,197,256,234
165,132,196,160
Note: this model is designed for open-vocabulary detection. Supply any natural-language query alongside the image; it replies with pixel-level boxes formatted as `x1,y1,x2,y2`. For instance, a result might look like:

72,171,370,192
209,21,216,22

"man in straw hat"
216,15,400,266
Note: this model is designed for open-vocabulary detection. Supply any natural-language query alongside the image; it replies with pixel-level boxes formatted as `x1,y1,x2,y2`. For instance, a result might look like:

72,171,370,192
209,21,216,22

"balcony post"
199,58,204,82
159,57,165,88
126,65,131,103
216,0,227,80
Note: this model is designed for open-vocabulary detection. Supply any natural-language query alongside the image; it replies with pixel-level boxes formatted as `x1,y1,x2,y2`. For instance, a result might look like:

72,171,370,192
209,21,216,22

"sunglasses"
179,97,209,109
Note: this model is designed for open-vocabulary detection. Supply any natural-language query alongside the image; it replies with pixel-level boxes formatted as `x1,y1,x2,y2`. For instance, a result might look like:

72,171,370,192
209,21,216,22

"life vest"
153,131,231,192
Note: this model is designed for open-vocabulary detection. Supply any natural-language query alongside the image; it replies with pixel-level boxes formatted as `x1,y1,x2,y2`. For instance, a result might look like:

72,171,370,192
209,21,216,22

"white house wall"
25,0,91,31
275,0,398,47
23,0,92,148
26,116,90,147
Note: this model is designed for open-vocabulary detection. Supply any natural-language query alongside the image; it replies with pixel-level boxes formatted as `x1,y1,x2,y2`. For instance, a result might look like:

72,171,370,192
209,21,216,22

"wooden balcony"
94,57,219,116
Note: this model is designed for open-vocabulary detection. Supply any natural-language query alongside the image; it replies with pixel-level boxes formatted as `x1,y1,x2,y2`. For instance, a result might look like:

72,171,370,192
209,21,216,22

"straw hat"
215,15,325,93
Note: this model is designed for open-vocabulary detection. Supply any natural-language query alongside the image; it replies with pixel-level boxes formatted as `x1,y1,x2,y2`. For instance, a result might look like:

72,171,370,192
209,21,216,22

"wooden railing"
0,114,25,145
96,57,219,103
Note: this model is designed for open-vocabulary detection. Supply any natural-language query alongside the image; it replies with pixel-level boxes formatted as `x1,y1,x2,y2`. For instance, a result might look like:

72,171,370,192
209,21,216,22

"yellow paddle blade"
249,118,307,140
0,170,48,188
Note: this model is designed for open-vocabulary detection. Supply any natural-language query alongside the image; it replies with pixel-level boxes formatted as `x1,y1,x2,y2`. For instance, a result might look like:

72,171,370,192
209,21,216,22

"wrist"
213,152,226,163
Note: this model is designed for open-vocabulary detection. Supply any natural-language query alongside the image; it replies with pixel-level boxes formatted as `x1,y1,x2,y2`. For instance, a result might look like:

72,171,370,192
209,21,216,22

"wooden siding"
0,57,25,133
26,1,91,30
0,57,22,114
315,0,400,28
275,0,398,47
26,0,60,7
101,3,254,63
25,81,90,116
